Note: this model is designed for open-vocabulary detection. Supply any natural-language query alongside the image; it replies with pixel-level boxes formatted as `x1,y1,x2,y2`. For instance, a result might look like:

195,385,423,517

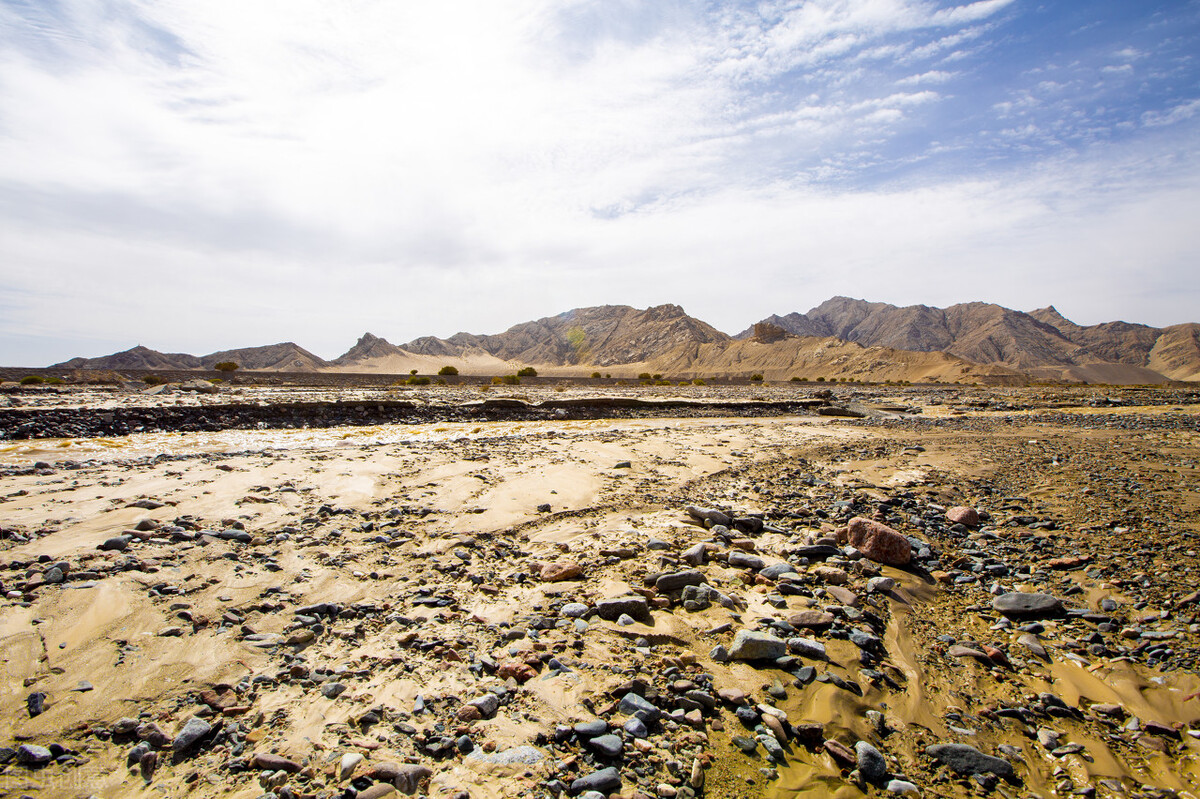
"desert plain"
2,379,1200,799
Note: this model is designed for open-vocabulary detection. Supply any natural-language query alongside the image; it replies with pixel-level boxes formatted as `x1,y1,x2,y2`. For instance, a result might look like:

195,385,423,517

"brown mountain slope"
638,335,1022,384
1148,324,1200,381
755,297,1199,383
52,346,202,371
331,333,407,366
199,343,329,372
1029,306,1162,365
404,304,730,367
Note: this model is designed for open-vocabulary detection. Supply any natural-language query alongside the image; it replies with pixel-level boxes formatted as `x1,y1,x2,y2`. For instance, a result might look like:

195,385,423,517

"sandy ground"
2,396,1200,799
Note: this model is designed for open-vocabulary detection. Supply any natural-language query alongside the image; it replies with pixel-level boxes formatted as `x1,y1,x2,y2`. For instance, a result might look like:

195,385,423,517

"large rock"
847,517,911,565
171,717,212,753
655,569,705,592
992,592,1064,620
539,561,583,582
571,766,622,795
926,743,1016,780
946,506,980,527
728,630,787,661
596,595,650,622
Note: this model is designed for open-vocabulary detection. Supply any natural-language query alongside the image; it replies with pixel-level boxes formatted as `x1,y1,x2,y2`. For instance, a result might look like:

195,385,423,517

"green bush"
750,373,764,382
790,376,805,382
45,377,64,384
435,377,447,385
652,373,662,380
438,365,458,376
410,369,418,376
516,366,537,377
637,372,652,380
591,372,602,379
493,375,521,385
815,376,826,382
19,375,44,385
692,378,706,386
143,375,169,386
406,376,431,385
213,361,239,372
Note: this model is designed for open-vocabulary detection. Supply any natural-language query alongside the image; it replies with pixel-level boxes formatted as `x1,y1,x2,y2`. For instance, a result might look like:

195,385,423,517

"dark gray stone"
570,766,622,795
595,595,649,622
586,734,624,758
926,743,1016,781
171,717,212,753
856,740,888,784
655,570,705,592
992,593,1064,620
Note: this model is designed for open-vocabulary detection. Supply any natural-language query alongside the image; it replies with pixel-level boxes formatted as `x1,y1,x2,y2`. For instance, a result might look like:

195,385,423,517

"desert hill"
47,300,1199,384
404,304,730,367
53,342,329,373
748,297,1195,384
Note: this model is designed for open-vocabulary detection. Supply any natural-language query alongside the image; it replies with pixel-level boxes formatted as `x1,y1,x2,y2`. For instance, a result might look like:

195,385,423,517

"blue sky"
1,0,1198,365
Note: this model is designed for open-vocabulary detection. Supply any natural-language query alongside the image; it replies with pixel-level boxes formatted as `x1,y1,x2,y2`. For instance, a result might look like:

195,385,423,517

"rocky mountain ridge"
48,301,1200,384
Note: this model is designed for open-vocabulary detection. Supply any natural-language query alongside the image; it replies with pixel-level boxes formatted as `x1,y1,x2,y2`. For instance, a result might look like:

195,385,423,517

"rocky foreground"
0,387,1199,799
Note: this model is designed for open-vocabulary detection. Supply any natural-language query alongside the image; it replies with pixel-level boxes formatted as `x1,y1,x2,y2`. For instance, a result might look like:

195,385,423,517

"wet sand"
1,387,1199,799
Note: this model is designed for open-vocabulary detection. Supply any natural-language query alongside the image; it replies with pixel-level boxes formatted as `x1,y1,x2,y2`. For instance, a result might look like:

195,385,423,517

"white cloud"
0,0,1197,364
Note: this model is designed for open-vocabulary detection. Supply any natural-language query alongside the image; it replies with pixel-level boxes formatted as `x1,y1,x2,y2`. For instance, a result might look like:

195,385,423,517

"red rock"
456,705,483,722
716,688,747,706
788,611,836,630
847,517,911,566
946,506,980,527
497,660,537,683
1047,555,1090,569
252,752,301,772
823,739,856,767
982,644,1012,669
539,561,583,581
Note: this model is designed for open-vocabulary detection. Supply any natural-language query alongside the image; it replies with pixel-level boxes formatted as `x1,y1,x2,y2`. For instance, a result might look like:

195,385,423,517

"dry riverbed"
1,389,1200,799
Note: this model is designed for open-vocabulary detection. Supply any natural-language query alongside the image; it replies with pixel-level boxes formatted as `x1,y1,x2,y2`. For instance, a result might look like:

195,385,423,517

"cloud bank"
1,0,1198,364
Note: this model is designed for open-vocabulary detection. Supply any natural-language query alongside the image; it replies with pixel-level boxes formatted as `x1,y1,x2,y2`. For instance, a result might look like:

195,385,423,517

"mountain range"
50,299,1200,384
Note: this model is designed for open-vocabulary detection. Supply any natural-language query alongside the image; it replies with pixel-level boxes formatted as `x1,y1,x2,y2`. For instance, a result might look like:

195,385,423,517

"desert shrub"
406,376,431,385
45,377,64,384
435,378,447,385
815,376,826,382
637,372,652,380
750,373,764,382
438,365,458,376
678,380,690,386
605,373,611,378
208,378,223,384
143,374,169,386
654,379,671,386
19,375,44,385
410,369,418,375
591,372,601,379
652,373,662,380
213,361,239,372
494,374,521,385
516,366,537,377
692,378,706,386
615,379,627,385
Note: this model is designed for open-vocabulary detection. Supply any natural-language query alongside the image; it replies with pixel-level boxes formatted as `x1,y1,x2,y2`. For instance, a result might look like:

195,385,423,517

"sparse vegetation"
410,369,418,376
435,378,447,385
214,361,239,372
406,376,431,385
652,373,663,380
517,366,538,377
638,372,652,380
591,372,602,379
437,365,458,376
494,375,521,385
816,376,826,382
143,375,169,386
750,373,764,382
692,378,706,385
19,375,44,385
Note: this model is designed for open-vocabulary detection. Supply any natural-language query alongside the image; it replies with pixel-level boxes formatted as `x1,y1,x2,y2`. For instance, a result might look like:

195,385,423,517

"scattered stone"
847,518,912,565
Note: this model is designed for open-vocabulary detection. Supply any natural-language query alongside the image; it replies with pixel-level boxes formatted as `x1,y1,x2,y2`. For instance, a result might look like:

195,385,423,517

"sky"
1,0,1199,366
